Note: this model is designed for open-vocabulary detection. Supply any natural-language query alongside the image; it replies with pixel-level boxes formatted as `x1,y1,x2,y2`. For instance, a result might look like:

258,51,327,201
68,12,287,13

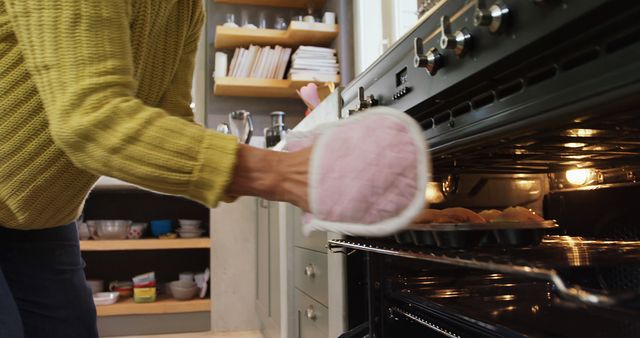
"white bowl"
178,219,202,227
177,229,205,238
93,292,119,306
178,224,201,231
88,220,131,240
169,281,198,300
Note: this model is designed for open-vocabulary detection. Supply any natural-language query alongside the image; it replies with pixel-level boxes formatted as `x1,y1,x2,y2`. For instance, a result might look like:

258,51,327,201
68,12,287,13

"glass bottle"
265,111,288,148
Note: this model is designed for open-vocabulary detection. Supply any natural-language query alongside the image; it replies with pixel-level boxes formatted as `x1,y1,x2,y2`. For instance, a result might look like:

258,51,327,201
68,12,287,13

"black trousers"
0,223,98,338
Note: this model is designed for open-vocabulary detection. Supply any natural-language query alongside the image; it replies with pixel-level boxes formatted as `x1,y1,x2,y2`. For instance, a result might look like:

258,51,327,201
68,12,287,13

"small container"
109,281,134,298
150,220,172,237
323,12,336,25
223,13,238,28
258,11,268,29
133,286,156,303
274,17,288,30
291,15,304,22
93,292,120,306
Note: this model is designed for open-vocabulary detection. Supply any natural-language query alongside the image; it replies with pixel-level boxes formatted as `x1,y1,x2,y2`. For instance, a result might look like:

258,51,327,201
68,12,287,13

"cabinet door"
292,206,327,253
256,198,270,319
268,201,281,325
295,289,328,338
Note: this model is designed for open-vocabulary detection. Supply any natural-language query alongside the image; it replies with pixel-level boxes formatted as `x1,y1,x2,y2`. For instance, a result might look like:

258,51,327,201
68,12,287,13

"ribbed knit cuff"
189,131,239,207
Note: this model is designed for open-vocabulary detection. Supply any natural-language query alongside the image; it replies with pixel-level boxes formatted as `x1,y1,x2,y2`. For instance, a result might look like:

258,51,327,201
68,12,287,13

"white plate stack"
288,45,339,83
177,219,205,238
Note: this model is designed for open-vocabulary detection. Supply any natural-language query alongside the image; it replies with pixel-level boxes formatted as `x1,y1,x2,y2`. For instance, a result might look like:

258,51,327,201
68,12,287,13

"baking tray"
394,221,558,249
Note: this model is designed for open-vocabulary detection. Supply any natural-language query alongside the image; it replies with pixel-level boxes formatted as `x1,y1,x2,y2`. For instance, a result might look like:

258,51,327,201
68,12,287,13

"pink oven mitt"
283,106,430,237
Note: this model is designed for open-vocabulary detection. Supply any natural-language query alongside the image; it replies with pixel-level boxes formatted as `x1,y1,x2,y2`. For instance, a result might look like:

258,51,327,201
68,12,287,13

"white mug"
323,12,336,25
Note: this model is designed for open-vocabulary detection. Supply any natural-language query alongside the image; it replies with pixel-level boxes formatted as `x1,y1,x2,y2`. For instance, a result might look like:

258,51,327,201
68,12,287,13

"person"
0,1,481,337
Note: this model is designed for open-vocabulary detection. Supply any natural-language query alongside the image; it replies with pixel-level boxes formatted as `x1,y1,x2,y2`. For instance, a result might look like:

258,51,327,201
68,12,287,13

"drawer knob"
304,264,316,278
305,305,317,320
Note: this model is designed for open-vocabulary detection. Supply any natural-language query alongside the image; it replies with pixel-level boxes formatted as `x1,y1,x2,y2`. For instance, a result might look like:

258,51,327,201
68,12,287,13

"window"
353,0,420,75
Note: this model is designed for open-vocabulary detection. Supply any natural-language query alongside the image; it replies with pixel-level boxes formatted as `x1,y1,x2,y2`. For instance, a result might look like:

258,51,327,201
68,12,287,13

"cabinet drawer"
295,289,328,338
291,206,327,252
294,247,328,306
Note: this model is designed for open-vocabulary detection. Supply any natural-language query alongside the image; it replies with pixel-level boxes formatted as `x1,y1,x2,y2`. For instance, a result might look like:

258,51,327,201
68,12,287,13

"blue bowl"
150,220,172,237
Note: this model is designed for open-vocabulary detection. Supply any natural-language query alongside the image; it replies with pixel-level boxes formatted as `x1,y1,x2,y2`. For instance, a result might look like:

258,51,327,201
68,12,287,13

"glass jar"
274,16,288,30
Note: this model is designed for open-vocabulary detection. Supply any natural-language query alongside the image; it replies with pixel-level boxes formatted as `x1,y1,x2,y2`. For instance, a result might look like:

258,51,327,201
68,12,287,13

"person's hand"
225,144,311,212
412,207,486,224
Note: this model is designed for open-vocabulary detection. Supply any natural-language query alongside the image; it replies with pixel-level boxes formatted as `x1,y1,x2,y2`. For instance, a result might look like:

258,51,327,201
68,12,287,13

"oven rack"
328,236,640,308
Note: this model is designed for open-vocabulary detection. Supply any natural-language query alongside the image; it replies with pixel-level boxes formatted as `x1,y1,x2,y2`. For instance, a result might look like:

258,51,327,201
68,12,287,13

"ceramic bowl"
150,220,172,237
127,223,147,239
93,292,119,306
178,219,202,227
177,224,201,231
177,229,205,238
169,281,198,301
77,222,91,240
88,220,131,240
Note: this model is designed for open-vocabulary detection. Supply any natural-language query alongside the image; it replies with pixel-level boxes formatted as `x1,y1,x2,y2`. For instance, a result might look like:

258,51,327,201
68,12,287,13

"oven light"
425,182,445,204
565,168,593,186
564,142,587,148
567,129,598,137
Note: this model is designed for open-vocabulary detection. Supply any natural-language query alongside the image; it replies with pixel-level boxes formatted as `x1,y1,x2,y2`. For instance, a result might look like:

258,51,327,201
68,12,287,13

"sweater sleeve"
157,3,203,124
3,0,238,207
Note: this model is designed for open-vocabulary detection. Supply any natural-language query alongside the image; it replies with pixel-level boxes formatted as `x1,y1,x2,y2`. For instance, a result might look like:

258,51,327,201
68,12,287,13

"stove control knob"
413,37,443,76
474,0,510,33
356,86,378,111
440,15,472,57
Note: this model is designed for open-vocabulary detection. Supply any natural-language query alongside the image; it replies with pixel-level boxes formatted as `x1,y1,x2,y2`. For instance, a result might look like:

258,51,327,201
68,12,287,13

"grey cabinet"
256,198,281,338
290,206,330,338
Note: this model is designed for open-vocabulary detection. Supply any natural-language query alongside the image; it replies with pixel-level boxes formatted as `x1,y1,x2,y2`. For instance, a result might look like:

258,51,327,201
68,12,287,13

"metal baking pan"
395,221,558,249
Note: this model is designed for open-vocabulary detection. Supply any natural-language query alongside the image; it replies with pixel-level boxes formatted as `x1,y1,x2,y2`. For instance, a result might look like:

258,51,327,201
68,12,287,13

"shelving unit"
215,21,339,49
83,188,212,336
213,0,326,9
214,76,338,98
96,298,210,317
80,238,211,251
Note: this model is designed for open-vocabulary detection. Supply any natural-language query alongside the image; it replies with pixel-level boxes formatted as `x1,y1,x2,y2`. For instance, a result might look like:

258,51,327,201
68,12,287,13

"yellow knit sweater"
0,0,239,229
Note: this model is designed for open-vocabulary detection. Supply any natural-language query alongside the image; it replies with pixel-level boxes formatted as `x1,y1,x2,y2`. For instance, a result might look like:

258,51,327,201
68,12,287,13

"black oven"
334,0,640,337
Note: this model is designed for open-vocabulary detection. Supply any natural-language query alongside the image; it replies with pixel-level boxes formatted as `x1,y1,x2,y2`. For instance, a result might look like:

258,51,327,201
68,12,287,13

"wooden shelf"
213,0,326,9
96,297,210,317
80,238,211,251
215,21,338,49
214,76,339,99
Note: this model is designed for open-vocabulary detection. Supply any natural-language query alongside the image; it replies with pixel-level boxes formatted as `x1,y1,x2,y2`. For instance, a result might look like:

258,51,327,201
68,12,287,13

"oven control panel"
340,0,633,153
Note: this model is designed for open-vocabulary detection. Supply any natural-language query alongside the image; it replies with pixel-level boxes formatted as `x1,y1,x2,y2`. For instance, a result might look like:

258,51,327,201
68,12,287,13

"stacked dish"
177,219,205,238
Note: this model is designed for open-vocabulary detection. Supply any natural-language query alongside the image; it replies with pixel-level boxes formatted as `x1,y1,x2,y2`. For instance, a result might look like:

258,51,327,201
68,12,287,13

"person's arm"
4,0,237,207
156,2,203,123
226,145,311,211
